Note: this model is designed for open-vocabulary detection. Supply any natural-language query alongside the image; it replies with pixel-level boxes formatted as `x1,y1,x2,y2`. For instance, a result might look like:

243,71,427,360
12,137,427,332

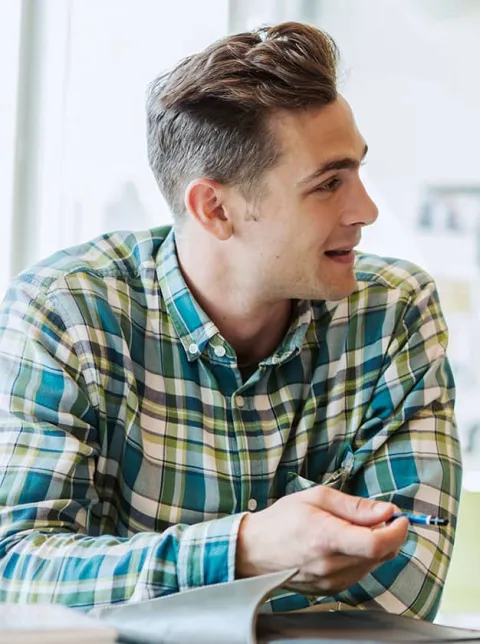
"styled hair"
146,21,339,221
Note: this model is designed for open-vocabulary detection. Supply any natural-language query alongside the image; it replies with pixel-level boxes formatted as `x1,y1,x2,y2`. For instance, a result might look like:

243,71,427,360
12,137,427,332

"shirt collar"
259,299,313,367
156,228,313,364
156,229,219,361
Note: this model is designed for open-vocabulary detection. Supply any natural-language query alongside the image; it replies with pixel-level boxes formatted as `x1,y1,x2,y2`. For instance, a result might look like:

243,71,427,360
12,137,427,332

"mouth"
324,248,356,264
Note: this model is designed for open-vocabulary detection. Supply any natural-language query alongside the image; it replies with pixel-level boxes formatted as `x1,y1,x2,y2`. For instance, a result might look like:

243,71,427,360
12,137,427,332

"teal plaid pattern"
0,227,462,618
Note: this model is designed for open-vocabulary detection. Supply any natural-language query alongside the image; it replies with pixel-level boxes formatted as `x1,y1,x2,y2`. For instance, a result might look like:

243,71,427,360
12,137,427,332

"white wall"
0,1,21,296
15,0,230,268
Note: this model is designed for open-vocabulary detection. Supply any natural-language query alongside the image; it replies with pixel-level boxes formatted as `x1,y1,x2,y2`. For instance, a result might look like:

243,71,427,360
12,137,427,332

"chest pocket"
285,448,355,495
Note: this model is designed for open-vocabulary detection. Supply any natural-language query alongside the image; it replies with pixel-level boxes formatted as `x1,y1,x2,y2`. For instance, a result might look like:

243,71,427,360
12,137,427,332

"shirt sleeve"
0,279,244,608
316,273,463,620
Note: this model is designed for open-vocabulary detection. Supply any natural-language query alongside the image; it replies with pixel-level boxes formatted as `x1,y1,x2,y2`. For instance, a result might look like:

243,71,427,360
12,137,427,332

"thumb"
302,486,395,526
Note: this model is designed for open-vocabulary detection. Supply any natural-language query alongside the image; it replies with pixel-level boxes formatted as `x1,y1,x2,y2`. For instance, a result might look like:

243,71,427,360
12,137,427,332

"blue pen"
391,512,449,527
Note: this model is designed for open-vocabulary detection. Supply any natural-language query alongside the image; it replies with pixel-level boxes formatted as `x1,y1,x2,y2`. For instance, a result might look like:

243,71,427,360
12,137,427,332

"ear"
184,179,233,241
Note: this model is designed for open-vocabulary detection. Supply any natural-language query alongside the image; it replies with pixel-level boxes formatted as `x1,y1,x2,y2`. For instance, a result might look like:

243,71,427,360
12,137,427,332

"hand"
236,486,409,595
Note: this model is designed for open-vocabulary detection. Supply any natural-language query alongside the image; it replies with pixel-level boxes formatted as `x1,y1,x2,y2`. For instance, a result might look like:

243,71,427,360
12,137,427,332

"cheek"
300,225,332,256
305,208,339,245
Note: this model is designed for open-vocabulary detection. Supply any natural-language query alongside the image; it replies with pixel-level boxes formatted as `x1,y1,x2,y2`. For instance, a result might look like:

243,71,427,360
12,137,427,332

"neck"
175,230,292,366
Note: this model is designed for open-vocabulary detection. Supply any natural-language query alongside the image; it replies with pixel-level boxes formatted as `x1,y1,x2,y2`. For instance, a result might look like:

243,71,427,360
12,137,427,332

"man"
0,22,461,618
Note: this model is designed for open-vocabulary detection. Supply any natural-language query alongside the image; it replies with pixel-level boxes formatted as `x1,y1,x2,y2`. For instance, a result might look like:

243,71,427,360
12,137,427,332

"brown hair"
146,22,339,221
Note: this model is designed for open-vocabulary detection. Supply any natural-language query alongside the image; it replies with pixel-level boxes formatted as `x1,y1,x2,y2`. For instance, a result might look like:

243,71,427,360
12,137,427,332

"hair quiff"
146,22,339,220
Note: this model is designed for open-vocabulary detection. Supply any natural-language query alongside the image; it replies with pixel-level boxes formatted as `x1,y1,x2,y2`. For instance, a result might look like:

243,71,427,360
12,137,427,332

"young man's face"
233,96,378,302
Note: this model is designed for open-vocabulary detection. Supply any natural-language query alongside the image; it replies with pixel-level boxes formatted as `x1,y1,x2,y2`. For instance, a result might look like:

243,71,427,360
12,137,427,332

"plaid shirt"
0,227,462,618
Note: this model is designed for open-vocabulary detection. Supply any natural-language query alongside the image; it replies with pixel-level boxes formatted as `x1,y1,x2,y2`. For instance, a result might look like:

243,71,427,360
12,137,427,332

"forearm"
0,512,245,608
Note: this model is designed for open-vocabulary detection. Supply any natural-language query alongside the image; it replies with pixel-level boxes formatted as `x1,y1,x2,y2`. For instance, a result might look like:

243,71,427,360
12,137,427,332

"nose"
362,183,379,227
342,177,379,228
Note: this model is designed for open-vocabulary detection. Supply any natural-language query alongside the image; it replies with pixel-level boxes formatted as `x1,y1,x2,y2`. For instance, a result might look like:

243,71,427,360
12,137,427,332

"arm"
0,280,243,608
319,274,462,619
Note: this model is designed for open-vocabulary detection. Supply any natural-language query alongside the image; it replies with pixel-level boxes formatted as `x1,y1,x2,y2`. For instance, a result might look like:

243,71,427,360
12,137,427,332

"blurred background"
0,0,479,625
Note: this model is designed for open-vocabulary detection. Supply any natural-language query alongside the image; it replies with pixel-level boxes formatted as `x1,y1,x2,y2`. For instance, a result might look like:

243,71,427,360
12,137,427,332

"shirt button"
235,395,245,407
214,345,226,357
188,343,199,355
247,498,258,511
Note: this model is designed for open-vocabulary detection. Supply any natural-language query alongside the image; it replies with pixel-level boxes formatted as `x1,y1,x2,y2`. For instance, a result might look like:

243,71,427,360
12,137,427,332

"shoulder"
310,253,443,343
10,226,172,296
354,252,436,299
2,227,173,333
352,253,442,325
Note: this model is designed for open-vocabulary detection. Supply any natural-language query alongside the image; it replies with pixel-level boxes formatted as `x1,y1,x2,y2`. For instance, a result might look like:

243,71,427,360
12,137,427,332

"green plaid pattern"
0,226,462,618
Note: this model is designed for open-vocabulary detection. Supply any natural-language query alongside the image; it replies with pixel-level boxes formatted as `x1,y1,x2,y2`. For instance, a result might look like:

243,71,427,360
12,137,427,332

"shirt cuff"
177,512,247,591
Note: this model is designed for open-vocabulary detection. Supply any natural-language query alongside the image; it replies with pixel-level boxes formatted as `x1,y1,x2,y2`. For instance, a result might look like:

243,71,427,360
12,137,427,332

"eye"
315,176,342,193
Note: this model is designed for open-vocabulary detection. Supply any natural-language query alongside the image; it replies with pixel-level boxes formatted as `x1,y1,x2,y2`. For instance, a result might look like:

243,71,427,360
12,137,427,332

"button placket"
188,342,199,356
230,392,252,514
214,345,226,358
235,395,245,408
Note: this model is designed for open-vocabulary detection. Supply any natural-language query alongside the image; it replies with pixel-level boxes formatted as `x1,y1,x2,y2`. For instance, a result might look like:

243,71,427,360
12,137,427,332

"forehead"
270,97,365,170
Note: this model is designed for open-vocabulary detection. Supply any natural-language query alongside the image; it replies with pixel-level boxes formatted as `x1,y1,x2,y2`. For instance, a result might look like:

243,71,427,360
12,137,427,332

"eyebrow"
297,143,369,187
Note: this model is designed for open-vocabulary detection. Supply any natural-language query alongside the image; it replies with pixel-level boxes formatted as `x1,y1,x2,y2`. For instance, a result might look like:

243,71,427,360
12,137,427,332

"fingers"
312,513,409,560
307,552,369,577
291,517,408,595
302,485,396,526
311,559,379,594
288,550,399,596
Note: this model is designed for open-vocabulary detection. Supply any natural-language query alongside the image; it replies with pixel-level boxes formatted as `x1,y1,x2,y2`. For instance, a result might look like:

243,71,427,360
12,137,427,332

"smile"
324,249,355,264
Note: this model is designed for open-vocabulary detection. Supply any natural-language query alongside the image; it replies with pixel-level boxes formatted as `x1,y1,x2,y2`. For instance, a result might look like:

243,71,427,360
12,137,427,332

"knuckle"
314,520,339,556
318,578,336,592
313,558,337,578
308,530,326,556
320,576,349,594
314,485,328,504
353,496,364,514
